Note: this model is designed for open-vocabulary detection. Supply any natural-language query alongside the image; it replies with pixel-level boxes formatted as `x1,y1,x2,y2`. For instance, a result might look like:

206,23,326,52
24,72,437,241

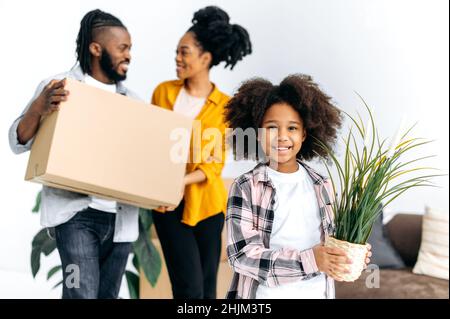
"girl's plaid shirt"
225,161,336,299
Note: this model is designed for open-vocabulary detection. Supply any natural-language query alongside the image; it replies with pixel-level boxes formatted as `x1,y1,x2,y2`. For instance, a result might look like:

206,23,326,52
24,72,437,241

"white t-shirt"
173,87,206,119
255,163,327,299
84,75,117,213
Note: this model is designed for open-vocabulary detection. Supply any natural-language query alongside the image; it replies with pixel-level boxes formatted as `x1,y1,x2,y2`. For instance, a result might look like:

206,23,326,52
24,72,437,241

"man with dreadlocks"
8,9,139,299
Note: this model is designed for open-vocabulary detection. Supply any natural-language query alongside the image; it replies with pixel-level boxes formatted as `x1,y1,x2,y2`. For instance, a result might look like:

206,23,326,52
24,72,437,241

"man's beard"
99,49,127,83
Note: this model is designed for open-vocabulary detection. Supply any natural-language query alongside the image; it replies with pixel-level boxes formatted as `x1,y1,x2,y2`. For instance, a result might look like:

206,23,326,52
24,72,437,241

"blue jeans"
54,208,132,299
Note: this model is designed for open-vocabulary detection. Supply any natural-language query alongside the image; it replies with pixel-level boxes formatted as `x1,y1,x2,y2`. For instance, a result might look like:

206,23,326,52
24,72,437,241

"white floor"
0,268,61,299
0,260,131,299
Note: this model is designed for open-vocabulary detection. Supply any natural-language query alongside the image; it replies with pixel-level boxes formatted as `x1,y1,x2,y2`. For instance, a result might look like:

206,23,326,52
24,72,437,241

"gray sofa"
335,214,449,299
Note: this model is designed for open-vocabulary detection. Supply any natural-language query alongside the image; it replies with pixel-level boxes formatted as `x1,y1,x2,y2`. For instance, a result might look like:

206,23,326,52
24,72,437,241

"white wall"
0,0,448,298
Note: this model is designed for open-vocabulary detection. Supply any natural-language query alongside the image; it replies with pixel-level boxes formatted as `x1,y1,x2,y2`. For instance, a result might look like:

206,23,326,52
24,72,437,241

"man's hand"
31,78,69,117
17,78,70,145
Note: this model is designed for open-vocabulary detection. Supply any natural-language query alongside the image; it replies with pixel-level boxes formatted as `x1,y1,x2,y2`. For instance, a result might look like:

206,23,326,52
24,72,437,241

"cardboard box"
25,78,192,209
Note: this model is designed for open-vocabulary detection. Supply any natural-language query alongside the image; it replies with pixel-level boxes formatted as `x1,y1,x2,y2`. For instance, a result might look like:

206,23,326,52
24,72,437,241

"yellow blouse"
151,80,229,226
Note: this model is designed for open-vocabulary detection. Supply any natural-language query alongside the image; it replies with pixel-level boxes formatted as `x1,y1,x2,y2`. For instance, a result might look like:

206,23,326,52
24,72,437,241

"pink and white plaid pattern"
225,161,336,299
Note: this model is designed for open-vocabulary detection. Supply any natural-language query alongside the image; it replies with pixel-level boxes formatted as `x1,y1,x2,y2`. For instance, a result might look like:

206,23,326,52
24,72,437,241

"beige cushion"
413,207,449,280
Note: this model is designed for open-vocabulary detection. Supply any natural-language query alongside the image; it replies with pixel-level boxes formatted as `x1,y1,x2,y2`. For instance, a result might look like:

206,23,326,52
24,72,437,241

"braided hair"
188,6,252,70
76,9,127,74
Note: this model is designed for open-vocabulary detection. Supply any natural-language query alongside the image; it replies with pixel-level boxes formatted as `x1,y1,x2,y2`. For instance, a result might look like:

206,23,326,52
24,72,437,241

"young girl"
224,74,371,299
151,6,252,299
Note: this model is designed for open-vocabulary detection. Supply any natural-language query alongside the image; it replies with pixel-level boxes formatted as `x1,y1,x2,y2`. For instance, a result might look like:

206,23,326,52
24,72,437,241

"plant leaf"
139,208,154,231
31,246,41,278
132,254,140,272
125,270,140,299
47,265,62,280
132,218,161,287
31,228,55,277
32,191,41,213
52,280,63,289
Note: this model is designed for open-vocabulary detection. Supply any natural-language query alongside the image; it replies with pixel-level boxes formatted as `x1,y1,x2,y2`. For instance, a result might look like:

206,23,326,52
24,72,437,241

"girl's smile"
261,102,306,173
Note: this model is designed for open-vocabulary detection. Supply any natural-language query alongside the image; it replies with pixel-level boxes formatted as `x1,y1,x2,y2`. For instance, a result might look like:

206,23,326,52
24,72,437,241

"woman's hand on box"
155,179,186,212
154,206,167,213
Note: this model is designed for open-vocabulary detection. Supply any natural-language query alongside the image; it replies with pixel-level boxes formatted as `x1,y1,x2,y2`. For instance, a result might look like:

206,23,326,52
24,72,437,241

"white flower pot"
324,236,368,282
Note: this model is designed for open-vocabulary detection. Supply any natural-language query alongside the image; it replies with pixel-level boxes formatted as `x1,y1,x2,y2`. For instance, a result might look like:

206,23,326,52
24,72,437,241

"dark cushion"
385,214,423,267
335,268,449,299
367,211,406,269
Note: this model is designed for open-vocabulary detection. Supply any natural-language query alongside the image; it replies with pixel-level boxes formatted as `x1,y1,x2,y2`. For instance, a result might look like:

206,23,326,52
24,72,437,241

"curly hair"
224,74,342,161
188,6,252,70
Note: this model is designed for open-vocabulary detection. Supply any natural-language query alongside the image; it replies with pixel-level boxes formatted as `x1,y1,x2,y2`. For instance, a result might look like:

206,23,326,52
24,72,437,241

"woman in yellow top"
151,6,252,299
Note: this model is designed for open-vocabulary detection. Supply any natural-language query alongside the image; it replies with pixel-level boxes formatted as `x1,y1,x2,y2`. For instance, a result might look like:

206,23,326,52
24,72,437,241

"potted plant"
315,95,441,282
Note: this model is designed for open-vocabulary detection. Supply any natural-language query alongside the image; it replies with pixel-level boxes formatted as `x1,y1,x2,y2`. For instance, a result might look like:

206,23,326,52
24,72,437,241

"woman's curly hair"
224,74,342,161
188,6,252,70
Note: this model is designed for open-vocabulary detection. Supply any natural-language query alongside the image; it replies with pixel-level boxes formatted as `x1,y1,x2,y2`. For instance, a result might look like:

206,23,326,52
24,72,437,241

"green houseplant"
315,95,441,282
30,192,161,299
